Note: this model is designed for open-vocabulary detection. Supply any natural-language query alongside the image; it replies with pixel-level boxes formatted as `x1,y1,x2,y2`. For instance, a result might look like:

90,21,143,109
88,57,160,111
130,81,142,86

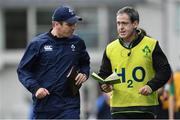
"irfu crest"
142,45,151,56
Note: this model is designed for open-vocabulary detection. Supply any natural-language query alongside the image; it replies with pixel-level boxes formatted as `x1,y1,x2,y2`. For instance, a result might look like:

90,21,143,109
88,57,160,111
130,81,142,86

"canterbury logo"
44,45,53,51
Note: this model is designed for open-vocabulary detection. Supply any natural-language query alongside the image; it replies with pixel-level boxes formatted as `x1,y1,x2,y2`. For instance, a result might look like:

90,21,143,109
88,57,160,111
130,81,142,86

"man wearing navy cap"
17,5,90,119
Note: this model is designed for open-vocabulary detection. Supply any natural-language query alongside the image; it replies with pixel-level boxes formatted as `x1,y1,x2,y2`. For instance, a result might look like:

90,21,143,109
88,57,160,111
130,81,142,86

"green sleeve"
169,82,175,96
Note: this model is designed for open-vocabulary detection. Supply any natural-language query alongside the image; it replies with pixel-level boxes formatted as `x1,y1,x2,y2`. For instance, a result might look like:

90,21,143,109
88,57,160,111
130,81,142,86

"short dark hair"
116,6,139,23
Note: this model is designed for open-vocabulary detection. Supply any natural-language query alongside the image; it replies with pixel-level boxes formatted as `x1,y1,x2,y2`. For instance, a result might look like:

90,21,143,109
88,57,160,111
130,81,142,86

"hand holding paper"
91,72,120,84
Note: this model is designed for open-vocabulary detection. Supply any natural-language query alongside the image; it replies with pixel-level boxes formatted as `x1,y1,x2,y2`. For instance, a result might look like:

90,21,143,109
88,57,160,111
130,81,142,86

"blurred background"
0,0,180,119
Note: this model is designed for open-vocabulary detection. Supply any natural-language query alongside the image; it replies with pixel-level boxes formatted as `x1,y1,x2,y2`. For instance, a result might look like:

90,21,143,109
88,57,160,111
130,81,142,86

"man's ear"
133,21,139,29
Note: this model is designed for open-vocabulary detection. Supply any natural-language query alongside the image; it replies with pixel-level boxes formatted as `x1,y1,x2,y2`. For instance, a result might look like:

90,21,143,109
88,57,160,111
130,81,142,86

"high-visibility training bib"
106,36,159,107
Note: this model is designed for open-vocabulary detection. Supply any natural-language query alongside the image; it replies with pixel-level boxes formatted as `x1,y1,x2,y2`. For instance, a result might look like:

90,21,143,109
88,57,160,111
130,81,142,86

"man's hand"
161,90,169,101
139,85,152,96
101,84,113,93
75,73,87,85
35,88,50,99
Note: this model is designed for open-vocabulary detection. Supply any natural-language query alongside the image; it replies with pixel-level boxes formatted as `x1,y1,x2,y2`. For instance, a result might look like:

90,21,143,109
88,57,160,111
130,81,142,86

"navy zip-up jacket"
17,31,90,112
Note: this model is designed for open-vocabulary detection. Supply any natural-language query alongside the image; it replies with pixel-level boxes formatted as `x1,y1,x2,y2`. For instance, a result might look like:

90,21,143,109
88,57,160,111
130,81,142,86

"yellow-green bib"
106,36,158,107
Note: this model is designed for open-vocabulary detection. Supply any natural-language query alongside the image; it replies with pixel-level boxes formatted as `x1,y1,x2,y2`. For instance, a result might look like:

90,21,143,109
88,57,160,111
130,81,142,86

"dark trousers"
32,108,80,119
175,111,180,119
111,112,155,119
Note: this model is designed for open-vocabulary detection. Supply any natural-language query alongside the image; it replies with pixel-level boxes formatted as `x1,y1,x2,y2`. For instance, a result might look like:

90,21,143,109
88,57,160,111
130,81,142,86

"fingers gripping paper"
91,72,120,84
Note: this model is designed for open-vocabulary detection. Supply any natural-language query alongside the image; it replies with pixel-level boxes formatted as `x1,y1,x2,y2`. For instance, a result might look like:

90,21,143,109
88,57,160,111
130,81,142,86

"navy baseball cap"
52,6,82,24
